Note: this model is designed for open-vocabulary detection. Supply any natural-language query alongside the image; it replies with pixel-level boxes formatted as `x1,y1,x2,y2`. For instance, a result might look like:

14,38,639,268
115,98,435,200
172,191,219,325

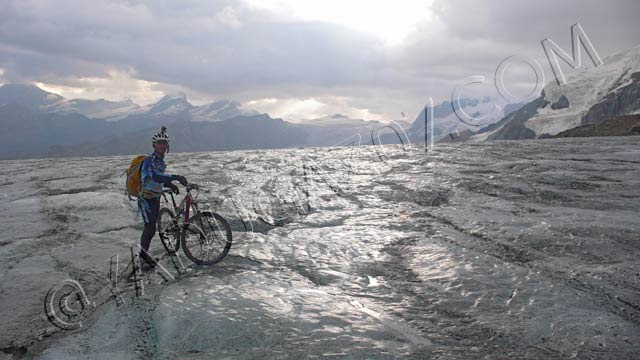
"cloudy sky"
1,0,638,122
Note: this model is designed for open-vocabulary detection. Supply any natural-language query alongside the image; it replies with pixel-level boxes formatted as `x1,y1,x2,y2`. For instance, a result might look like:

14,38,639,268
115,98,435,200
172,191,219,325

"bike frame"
163,189,196,226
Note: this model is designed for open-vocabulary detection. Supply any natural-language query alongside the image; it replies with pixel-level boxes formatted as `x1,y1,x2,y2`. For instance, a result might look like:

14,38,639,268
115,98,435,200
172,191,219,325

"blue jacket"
140,150,173,198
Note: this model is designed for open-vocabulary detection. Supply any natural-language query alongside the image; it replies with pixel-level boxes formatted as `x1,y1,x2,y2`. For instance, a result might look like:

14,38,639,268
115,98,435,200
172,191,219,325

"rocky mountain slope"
471,45,640,140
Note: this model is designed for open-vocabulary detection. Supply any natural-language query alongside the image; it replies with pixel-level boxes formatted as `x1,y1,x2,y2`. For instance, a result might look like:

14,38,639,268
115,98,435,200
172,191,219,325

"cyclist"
137,126,188,270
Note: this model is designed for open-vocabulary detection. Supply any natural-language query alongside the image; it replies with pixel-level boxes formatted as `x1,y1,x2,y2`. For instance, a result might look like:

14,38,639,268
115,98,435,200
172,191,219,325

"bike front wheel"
181,212,232,265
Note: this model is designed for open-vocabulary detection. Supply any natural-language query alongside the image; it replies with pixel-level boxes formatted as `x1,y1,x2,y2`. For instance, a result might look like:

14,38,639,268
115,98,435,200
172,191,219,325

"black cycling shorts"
137,196,160,224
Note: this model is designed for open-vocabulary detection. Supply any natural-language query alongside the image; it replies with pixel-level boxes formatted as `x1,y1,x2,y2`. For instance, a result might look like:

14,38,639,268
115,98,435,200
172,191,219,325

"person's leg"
139,224,156,262
138,196,159,265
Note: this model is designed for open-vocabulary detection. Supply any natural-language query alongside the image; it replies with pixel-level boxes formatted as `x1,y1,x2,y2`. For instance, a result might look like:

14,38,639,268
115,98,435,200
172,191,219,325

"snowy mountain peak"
156,92,188,103
191,99,257,122
49,97,141,119
146,93,193,115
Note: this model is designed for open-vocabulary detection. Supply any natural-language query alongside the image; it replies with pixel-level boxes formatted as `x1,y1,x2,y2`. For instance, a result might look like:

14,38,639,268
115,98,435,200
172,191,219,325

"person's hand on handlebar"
165,182,179,195
172,174,188,186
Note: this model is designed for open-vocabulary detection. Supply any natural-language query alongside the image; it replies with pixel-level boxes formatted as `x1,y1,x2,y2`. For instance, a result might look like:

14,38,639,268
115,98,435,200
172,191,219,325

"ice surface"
1,138,639,359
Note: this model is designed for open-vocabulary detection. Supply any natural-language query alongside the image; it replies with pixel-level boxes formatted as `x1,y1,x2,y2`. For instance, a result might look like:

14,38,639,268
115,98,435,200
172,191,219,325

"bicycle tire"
157,208,180,254
181,212,232,265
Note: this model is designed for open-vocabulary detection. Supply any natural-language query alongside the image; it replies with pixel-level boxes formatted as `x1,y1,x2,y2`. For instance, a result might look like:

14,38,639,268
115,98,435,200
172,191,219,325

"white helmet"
152,126,171,143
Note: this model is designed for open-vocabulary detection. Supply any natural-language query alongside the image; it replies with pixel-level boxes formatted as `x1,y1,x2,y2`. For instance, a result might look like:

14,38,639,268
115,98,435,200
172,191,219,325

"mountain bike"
157,183,232,265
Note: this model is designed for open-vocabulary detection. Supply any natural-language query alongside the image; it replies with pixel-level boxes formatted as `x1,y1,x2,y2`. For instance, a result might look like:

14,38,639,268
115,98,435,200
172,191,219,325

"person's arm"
153,157,187,186
140,157,153,187
152,162,173,184
141,156,173,185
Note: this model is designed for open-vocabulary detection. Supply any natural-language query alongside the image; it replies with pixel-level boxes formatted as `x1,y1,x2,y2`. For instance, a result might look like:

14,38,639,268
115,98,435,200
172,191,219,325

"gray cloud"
0,0,638,118
0,1,390,92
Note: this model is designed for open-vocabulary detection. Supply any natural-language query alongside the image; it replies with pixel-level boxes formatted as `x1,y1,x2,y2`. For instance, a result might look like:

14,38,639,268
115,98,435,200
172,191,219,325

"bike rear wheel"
157,208,180,254
181,212,232,265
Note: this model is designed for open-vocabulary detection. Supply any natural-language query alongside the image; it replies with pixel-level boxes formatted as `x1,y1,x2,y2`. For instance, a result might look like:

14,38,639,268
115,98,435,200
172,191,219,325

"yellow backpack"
124,155,147,200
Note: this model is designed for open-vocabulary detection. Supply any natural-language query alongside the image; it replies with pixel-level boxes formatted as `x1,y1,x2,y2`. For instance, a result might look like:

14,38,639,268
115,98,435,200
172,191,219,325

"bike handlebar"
186,182,200,191
162,182,201,194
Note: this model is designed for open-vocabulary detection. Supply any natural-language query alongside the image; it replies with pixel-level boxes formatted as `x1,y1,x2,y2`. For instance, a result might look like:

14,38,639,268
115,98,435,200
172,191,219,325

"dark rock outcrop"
554,114,640,138
485,96,546,140
581,72,640,125
550,95,570,110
